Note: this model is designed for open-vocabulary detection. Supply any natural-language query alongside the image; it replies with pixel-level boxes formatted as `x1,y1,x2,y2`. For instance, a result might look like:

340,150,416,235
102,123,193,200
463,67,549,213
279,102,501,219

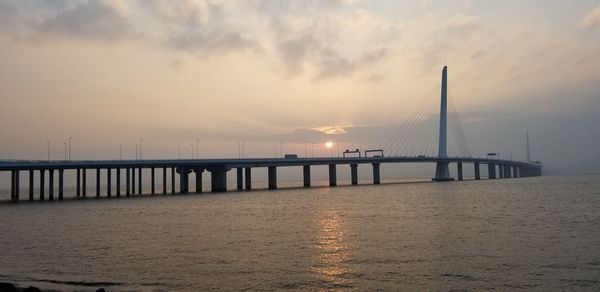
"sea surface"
1,175,599,291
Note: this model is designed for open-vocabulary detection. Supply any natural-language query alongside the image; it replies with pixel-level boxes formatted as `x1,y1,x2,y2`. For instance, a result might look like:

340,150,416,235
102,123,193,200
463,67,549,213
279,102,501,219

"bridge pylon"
433,66,454,181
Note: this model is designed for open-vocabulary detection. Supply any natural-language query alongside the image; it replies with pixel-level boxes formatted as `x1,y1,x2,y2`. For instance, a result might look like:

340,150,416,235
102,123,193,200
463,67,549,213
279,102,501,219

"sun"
325,142,334,148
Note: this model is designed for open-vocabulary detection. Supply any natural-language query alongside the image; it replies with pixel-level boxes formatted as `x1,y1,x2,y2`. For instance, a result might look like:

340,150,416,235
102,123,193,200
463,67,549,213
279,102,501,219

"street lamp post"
134,143,138,160
196,140,200,159
190,144,194,159
64,142,67,160
68,136,73,160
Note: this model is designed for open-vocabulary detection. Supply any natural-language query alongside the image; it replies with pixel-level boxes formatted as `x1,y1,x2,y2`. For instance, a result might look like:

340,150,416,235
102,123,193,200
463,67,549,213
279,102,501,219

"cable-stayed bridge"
1,66,542,201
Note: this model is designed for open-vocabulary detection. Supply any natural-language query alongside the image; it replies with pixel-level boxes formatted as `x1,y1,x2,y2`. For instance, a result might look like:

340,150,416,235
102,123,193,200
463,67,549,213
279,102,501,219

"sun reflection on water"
311,210,353,288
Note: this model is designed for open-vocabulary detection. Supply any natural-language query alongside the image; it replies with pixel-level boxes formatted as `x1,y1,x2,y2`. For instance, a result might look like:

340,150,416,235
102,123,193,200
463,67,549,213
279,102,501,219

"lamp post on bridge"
196,140,200,159
134,142,138,160
63,142,67,160
68,136,73,160
190,144,194,159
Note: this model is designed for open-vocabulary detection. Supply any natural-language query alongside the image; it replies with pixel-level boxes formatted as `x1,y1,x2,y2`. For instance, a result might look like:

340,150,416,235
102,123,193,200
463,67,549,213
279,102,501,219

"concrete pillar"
96,168,100,197
82,169,87,197
171,167,176,194
49,169,54,200
138,167,142,194
245,167,252,190
11,170,18,200
107,168,111,197
372,163,381,184
303,165,311,187
116,168,121,197
505,165,512,178
499,165,505,179
236,168,243,190
131,167,136,194
474,162,480,180
329,164,337,186
151,167,155,194
29,170,34,200
163,167,167,194
513,166,519,178
10,170,15,200
76,169,81,197
126,168,131,196
350,164,358,185
40,169,45,201
179,167,189,194
268,166,277,189
210,166,228,192
58,169,64,200
457,162,463,180
488,163,496,179
195,169,203,193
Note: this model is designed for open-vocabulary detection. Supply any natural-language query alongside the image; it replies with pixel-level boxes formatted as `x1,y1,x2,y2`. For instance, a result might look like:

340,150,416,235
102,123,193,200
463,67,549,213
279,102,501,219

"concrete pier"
29,170,34,200
499,165,505,179
131,167,136,194
474,162,480,180
151,167,155,194
171,167,175,194
58,169,64,200
96,168,100,197
126,168,131,196
329,164,337,186
245,167,252,190
76,169,81,197
350,164,358,185
179,167,189,194
195,168,203,193
40,169,45,200
210,166,228,192
457,162,463,180
116,168,121,196
303,165,311,187
268,166,277,189
49,169,54,200
373,163,381,185
163,167,167,194
237,168,243,190
82,169,86,197
488,163,496,179
107,168,111,197
138,168,142,194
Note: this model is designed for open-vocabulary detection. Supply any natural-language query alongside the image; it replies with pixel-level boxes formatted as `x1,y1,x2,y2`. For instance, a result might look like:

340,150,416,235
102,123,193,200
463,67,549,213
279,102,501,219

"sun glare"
325,142,334,148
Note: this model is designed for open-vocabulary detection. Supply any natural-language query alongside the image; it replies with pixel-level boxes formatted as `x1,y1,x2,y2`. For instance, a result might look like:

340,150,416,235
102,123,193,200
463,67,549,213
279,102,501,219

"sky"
0,0,599,174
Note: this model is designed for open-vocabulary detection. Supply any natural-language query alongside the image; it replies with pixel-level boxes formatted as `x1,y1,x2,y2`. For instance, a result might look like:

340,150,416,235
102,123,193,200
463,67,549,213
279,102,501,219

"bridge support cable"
448,91,471,157
398,86,440,156
382,86,438,155
384,85,441,157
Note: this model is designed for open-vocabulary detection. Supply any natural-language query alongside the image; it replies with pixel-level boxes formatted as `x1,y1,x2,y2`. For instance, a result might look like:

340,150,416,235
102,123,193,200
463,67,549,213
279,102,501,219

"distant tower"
526,130,531,162
433,66,453,181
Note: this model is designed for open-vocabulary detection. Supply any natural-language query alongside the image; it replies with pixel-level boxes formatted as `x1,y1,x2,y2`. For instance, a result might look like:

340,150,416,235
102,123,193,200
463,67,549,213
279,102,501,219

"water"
1,175,599,291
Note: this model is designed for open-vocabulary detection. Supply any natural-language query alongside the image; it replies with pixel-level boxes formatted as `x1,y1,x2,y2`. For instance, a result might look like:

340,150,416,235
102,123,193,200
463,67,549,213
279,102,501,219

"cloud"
35,0,131,40
579,5,600,30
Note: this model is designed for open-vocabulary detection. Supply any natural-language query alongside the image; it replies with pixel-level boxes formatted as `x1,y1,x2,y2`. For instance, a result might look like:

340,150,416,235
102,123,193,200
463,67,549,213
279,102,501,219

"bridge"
2,66,542,201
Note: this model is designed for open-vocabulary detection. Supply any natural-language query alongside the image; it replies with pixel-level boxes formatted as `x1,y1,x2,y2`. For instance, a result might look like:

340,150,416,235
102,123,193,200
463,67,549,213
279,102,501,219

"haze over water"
1,175,599,291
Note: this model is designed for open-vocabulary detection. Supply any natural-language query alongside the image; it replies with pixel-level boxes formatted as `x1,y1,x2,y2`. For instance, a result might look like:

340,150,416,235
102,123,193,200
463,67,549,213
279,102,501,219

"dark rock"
0,282,17,292
96,289,106,292
22,287,41,292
